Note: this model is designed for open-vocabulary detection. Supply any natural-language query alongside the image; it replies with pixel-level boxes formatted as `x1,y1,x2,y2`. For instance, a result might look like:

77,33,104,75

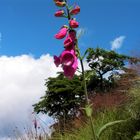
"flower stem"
65,0,71,20
76,42,97,140
64,1,97,139
79,56,97,140
79,58,89,104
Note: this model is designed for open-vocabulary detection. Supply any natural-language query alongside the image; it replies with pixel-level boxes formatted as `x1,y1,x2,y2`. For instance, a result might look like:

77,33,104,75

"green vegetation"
33,48,140,140
34,48,135,120
33,73,85,122
50,78,140,140
86,47,133,91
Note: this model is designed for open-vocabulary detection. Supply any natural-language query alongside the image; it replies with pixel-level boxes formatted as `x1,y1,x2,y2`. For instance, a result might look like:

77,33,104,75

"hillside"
91,69,138,111
50,68,140,140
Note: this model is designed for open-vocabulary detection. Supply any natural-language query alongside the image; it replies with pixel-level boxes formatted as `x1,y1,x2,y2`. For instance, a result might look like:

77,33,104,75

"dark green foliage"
33,73,84,120
134,131,140,140
86,48,130,91
99,83,140,140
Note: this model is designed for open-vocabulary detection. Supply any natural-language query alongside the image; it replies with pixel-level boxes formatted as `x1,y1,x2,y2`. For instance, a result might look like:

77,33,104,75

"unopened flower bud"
70,6,80,15
55,1,66,7
70,19,79,28
54,10,64,17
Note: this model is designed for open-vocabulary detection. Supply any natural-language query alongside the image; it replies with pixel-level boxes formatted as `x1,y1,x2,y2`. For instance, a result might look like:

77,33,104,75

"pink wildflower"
69,30,76,40
64,30,76,49
61,49,75,66
69,19,79,28
64,35,74,48
63,56,78,79
54,55,61,67
55,26,68,39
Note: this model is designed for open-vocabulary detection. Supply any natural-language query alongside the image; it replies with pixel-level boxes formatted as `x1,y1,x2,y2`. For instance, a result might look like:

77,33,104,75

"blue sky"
0,0,140,57
0,0,140,138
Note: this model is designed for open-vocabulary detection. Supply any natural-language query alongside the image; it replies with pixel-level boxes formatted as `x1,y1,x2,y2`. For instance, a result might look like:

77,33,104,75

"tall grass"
50,79,140,140
10,78,140,140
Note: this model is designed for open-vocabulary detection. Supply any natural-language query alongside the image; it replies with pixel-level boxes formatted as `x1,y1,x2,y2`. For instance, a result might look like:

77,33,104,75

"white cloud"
110,36,126,50
0,54,60,139
77,28,86,39
0,53,90,139
76,59,90,74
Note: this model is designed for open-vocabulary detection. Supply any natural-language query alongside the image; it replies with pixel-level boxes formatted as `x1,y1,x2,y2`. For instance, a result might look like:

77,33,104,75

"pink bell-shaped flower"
63,56,78,79
64,30,76,49
61,49,75,66
69,19,79,28
64,35,74,49
55,26,68,39
54,55,61,67
69,30,76,40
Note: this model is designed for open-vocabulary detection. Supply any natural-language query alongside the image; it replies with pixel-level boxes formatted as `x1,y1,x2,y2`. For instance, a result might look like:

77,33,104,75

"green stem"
79,56,97,140
64,1,97,139
65,0,71,20
79,58,89,105
90,116,98,140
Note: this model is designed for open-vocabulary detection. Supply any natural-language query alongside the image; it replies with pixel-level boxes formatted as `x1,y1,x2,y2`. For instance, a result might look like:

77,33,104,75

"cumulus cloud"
0,54,61,139
110,36,126,50
0,53,89,139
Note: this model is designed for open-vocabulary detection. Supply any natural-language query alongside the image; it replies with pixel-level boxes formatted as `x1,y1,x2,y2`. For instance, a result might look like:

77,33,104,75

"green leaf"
83,104,93,117
85,70,95,81
133,131,140,140
69,5,74,11
97,120,127,139
82,49,88,60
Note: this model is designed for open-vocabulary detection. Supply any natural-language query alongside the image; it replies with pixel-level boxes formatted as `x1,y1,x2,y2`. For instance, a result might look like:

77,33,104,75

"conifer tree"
33,73,84,120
